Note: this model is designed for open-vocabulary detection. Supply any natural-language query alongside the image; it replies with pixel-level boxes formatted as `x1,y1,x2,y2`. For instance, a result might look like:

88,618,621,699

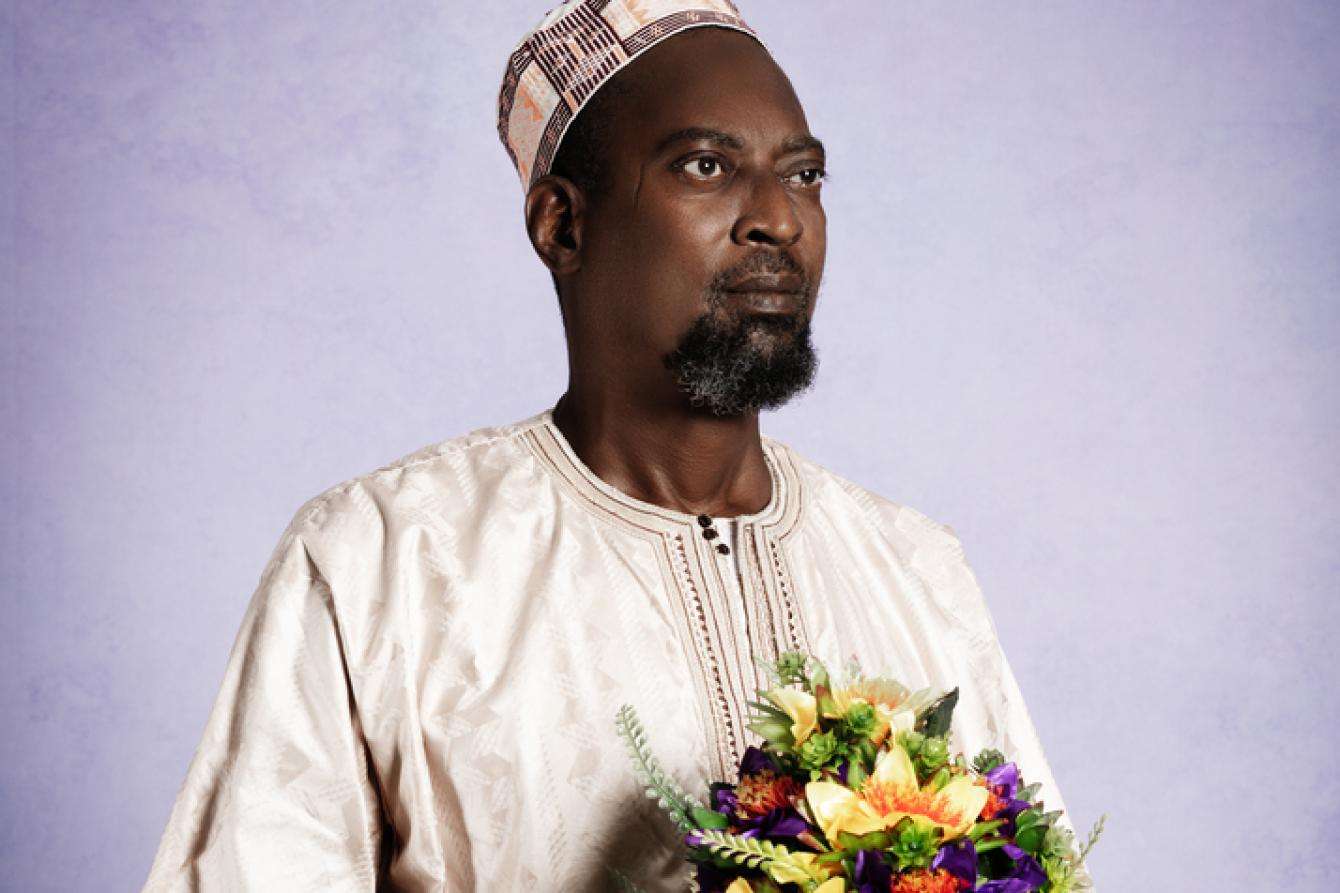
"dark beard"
663,308,818,417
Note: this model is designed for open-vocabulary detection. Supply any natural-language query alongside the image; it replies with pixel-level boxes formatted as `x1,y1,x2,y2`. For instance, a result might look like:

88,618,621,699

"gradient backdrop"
5,2,1338,889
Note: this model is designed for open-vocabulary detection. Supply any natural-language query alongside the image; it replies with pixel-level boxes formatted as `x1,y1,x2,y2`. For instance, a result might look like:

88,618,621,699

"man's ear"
525,175,586,277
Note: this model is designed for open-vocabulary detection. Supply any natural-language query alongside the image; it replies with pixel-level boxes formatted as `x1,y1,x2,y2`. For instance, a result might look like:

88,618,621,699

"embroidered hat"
497,0,765,191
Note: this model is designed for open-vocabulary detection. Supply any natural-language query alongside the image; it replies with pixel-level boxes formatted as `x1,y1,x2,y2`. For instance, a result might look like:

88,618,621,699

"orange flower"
862,780,972,831
735,770,802,818
888,868,969,893
979,787,1009,822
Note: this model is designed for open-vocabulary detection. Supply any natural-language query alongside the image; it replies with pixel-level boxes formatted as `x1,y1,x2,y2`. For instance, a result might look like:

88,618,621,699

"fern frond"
614,704,704,833
695,829,825,885
1078,813,1107,862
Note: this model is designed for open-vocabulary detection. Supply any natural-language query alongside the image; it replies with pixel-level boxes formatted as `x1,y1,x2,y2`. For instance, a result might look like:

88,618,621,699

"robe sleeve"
143,522,386,892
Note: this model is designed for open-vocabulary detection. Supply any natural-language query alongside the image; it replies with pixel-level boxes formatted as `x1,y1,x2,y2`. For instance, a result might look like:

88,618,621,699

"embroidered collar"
523,407,801,536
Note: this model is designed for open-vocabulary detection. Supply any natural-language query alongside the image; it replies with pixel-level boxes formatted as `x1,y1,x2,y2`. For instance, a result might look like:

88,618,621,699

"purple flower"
853,849,892,893
709,782,739,817
740,806,810,842
976,881,1035,893
1003,797,1031,820
932,839,977,886
977,843,1047,893
985,762,1021,799
982,763,1032,831
739,746,776,778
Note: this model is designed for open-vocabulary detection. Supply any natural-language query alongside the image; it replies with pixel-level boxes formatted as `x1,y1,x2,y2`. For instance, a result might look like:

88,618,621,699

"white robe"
144,408,1079,891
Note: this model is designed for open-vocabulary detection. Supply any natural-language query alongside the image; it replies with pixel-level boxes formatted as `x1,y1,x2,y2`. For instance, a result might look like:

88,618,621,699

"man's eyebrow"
781,134,826,160
653,127,746,154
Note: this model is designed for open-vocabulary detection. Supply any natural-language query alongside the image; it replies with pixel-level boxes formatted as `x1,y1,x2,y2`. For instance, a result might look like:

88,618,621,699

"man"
146,2,1081,890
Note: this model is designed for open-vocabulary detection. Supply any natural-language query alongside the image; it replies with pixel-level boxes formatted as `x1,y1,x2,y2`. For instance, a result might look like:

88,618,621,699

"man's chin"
663,316,819,417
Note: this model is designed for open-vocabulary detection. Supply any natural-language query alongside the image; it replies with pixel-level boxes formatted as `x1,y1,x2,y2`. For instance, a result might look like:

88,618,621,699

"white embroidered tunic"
144,408,1076,891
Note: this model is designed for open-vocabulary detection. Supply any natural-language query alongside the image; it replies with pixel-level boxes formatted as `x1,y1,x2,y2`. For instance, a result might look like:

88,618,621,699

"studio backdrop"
4,2,1338,889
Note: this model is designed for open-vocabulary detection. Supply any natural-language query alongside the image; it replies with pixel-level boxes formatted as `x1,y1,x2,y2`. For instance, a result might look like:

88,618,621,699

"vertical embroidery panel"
523,424,811,783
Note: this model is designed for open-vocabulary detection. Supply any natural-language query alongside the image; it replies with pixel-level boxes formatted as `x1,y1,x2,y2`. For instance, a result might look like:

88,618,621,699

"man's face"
562,28,827,416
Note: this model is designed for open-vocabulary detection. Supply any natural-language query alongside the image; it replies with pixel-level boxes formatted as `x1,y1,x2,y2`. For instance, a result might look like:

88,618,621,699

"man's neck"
551,390,773,518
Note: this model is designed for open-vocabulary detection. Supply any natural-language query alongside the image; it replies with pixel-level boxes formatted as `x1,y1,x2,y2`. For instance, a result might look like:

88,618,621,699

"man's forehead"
617,30,809,129
651,126,826,161
496,0,769,192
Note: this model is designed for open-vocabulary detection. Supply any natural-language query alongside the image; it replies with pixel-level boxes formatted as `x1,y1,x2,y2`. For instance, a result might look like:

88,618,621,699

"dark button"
697,514,712,527
702,528,718,540
716,543,731,555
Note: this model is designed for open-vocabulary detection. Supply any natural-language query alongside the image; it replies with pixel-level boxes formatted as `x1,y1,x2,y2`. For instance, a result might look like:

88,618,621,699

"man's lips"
723,275,807,315
724,274,804,293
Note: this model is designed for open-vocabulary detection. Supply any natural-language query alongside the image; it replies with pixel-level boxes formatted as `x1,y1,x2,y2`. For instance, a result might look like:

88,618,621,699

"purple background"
5,2,1338,889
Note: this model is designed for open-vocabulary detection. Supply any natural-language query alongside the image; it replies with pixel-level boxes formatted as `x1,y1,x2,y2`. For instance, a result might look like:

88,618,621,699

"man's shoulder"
768,436,968,556
284,411,549,540
772,438,989,617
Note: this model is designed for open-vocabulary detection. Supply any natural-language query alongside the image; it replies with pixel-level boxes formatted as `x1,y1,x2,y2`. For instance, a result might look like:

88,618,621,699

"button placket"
696,513,731,556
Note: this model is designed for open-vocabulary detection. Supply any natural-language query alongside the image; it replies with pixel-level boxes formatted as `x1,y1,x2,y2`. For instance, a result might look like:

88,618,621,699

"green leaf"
747,716,796,747
836,829,892,851
766,651,810,685
749,699,791,719
846,759,867,791
974,836,1009,854
972,748,1006,774
1015,807,1043,830
917,688,959,737
817,693,839,718
969,819,1005,841
692,807,729,830
1016,822,1047,854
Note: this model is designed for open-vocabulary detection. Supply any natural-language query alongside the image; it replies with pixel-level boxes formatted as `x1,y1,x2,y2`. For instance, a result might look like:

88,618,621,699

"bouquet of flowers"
613,652,1103,892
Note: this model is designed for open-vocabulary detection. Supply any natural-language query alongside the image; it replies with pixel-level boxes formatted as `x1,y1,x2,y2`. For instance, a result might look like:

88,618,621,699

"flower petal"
805,781,883,843
937,776,991,838
768,689,818,746
870,742,919,791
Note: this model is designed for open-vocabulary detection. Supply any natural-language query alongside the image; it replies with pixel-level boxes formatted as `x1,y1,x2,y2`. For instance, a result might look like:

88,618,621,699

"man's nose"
731,172,803,247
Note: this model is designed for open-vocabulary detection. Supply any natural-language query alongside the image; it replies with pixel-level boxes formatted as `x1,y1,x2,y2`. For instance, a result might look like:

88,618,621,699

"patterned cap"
497,0,764,191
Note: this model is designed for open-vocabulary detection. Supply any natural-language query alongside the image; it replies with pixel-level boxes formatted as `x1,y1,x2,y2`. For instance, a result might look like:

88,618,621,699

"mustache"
707,250,813,299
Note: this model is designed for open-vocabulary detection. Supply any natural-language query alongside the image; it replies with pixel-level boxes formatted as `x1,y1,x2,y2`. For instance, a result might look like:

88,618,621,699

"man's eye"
787,167,827,188
678,156,727,180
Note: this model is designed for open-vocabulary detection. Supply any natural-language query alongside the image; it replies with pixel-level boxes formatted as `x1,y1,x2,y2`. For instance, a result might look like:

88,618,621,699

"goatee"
663,308,818,417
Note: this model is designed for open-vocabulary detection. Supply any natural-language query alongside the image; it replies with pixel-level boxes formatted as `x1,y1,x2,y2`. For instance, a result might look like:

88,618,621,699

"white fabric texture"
144,408,1078,891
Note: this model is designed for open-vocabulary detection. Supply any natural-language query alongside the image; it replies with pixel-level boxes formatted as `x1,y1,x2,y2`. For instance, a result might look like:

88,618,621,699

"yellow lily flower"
804,780,885,843
860,746,989,840
870,742,919,786
827,678,912,717
814,878,847,893
766,688,818,746
870,704,917,746
825,679,922,745
725,880,754,893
